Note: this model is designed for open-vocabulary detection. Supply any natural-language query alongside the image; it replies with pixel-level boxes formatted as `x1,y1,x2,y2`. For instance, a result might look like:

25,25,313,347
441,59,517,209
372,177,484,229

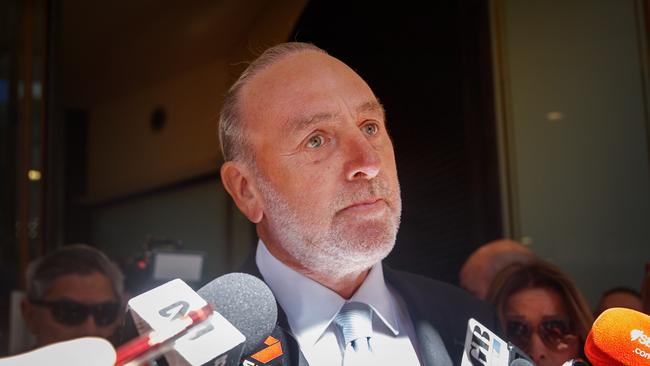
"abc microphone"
584,307,650,366
461,318,534,366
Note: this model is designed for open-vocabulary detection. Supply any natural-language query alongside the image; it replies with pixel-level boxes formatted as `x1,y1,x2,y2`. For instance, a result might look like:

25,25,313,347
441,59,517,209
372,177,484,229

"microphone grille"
586,307,650,366
198,273,278,355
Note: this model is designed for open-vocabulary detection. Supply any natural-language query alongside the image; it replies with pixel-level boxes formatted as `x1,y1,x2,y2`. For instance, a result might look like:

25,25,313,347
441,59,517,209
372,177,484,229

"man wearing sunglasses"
20,244,125,348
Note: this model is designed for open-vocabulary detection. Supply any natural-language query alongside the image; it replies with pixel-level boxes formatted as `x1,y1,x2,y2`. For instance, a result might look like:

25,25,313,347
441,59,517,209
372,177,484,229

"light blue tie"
334,302,374,365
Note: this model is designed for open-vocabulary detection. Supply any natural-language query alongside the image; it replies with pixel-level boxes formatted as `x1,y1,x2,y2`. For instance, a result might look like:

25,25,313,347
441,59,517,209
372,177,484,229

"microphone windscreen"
584,307,650,366
198,273,277,355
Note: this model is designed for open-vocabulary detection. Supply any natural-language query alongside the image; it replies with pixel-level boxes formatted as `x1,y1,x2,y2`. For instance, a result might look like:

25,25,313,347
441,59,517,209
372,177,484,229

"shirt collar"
255,240,401,347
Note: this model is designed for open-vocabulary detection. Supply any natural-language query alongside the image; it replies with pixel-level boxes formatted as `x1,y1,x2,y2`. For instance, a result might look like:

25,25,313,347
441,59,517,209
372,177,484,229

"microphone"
126,273,278,366
115,304,214,365
4,273,278,366
197,272,278,358
461,318,534,366
584,307,650,366
126,277,247,365
0,337,115,366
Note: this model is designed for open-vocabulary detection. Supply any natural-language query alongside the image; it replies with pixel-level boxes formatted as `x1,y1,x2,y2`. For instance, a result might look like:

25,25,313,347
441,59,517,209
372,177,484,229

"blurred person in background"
594,286,642,317
487,261,593,366
20,244,125,347
459,239,536,300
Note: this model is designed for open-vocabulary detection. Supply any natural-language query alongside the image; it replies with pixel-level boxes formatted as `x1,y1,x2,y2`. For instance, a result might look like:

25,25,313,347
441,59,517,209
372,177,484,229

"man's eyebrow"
288,100,385,135
356,100,385,117
289,112,339,135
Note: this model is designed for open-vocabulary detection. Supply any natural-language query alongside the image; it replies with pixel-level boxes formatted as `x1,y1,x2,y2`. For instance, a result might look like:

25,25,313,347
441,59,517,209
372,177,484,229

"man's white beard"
255,171,401,277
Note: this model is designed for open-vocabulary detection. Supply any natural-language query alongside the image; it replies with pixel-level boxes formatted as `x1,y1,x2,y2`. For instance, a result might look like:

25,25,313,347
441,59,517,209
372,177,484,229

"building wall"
87,59,227,203
494,0,650,304
92,179,254,292
74,0,307,283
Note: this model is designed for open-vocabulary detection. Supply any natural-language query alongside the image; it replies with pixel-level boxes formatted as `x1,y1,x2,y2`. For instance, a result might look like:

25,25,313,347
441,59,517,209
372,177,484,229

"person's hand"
0,337,115,366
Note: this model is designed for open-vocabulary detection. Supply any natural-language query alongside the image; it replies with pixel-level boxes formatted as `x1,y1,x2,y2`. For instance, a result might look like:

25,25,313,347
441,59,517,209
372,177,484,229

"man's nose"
78,315,100,335
343,131,381,181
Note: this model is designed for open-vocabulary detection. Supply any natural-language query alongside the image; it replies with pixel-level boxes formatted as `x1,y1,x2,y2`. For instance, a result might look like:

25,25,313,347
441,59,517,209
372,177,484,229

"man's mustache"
334,178,401,211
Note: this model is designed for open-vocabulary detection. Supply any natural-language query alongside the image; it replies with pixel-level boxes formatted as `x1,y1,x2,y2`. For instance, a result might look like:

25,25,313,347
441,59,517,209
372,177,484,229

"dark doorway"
292,0,502,284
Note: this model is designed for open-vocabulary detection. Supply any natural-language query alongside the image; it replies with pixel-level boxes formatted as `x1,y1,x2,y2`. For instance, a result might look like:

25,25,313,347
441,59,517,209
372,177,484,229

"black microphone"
197,272,278,358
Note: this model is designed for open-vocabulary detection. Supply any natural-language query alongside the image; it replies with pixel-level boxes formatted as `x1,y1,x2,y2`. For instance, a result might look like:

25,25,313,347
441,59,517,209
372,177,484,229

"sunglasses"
30,299,121,326
505,316,577,353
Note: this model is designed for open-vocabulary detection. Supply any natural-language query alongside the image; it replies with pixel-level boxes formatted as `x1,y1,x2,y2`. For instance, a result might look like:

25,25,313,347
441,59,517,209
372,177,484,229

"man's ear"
220,161,264,223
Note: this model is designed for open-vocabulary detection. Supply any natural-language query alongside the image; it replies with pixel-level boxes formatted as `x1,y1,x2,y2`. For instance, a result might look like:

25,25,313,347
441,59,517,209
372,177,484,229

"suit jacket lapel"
384,265,454,366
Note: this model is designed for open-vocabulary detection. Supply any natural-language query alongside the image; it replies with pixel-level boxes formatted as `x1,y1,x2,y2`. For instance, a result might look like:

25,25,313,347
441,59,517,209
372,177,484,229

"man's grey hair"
218,42,328,164
25,243,125,302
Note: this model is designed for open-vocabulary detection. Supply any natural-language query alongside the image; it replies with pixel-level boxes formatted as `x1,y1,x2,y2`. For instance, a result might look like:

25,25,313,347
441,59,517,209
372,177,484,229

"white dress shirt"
256,240,422,366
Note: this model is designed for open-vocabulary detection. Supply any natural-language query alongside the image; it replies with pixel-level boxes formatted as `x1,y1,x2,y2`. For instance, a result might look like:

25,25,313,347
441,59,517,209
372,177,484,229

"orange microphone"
585,307,650,366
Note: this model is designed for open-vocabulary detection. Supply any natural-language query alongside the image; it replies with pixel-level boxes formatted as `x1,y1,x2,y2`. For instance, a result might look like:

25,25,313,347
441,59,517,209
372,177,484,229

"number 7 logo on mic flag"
250,336,283,364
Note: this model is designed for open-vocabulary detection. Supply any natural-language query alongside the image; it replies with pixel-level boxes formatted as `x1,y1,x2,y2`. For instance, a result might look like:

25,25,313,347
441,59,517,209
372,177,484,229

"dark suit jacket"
238,254,500,366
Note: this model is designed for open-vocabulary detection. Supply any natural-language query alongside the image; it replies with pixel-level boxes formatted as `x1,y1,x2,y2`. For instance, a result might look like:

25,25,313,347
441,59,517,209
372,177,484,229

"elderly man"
20,244,124,348
219,42,498,365
459,239,536,300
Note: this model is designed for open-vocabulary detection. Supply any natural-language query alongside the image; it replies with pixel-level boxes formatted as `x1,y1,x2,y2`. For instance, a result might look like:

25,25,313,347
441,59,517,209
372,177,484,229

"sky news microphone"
584,307,650,366
0,337,115,366
461,318,534,366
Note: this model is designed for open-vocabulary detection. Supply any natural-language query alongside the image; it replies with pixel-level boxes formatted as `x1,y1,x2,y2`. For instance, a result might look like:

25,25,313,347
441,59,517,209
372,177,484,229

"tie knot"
334,302,373,349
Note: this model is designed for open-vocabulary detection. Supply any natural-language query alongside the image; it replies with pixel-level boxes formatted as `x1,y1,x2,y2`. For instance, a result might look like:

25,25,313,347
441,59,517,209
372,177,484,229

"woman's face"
504,287,580,366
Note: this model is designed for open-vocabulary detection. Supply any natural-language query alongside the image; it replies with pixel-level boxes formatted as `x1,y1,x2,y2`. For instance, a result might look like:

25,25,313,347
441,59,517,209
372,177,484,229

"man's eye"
362,123,379,136
306,135,325,148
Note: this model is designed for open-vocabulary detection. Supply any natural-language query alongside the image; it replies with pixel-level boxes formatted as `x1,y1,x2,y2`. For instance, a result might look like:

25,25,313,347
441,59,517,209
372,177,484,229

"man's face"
240,51,401,274
22,272,121,346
